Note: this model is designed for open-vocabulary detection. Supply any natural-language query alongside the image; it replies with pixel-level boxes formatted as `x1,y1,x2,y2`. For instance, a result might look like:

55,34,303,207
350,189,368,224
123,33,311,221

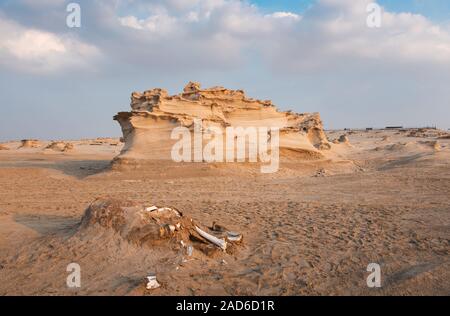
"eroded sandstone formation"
45,141,74,152
113,82,330,166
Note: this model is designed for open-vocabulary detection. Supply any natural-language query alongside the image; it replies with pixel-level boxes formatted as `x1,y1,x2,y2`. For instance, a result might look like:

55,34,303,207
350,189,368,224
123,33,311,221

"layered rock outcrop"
113,82,329,166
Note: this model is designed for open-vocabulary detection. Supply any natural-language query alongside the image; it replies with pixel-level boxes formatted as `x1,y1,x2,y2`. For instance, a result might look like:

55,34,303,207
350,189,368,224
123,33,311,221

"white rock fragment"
145,206,158,212
146,274,160,290
187,245,193,256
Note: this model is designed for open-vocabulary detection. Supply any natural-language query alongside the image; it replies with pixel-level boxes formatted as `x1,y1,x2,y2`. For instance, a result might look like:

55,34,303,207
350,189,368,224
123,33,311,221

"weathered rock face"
113,82,329,166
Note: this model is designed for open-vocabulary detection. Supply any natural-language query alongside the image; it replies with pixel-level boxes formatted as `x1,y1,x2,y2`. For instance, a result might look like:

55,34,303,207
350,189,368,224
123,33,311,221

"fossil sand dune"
113,82,331,168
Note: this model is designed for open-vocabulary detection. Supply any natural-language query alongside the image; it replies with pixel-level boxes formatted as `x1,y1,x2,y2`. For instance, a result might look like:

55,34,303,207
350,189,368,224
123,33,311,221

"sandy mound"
332,134,350,145
79,198,242,256
18,139,41,149
374,142,417,152
45,141,74,152
0,144,9,150
374,140,441,153
113,82,330,168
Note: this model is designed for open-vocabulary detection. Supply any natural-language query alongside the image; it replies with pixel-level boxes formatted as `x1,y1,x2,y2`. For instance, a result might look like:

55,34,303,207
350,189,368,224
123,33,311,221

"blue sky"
252,0,450,22
0,0,449,141
250,0,313,13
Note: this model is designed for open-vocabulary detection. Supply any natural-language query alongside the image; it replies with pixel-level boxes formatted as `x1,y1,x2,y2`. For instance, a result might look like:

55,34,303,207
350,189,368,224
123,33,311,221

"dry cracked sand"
0,129,449,296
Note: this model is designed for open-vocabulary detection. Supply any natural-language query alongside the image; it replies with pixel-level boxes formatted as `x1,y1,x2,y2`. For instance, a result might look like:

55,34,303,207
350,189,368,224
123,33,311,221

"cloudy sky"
1,0,449,141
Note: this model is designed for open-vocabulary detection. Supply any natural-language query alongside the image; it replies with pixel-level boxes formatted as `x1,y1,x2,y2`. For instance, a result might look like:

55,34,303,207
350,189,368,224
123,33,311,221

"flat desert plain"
0,129,449,295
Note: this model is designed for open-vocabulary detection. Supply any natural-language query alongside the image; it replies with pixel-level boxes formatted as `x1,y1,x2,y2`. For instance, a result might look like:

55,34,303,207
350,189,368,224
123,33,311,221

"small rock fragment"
146,274,160,290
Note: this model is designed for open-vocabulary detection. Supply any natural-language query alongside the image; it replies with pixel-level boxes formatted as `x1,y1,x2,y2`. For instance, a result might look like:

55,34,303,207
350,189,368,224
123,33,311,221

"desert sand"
0,84,448,296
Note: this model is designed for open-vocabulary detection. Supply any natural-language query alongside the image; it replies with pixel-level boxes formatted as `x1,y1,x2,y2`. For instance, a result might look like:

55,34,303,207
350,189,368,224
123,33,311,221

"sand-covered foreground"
0,130,449,295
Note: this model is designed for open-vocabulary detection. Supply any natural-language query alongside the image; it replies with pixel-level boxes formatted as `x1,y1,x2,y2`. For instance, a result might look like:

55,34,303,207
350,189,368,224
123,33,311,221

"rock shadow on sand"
13,214,80,236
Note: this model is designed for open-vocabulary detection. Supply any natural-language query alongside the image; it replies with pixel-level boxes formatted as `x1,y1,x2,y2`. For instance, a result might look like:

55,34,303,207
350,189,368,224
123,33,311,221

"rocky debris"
45,141,74,152
333,134,350,144
313,168,328,177
79,198,243,257
407,128,449,138
338,135,349,143
113,82,330,165
18,139,41,149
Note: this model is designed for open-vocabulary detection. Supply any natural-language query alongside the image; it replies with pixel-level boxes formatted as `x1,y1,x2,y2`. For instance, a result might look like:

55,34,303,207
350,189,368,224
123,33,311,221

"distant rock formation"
113,82,330,167
19,139,41,149
45,141,74,152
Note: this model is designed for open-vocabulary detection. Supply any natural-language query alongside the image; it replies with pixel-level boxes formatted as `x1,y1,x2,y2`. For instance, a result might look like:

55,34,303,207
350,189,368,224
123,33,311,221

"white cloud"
118,16,144,30
119,13,178,34
111,0,450,71
261,0,450,71
265,11,301,21
185,11,200,22
2,0,450,73
0,18,101,74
